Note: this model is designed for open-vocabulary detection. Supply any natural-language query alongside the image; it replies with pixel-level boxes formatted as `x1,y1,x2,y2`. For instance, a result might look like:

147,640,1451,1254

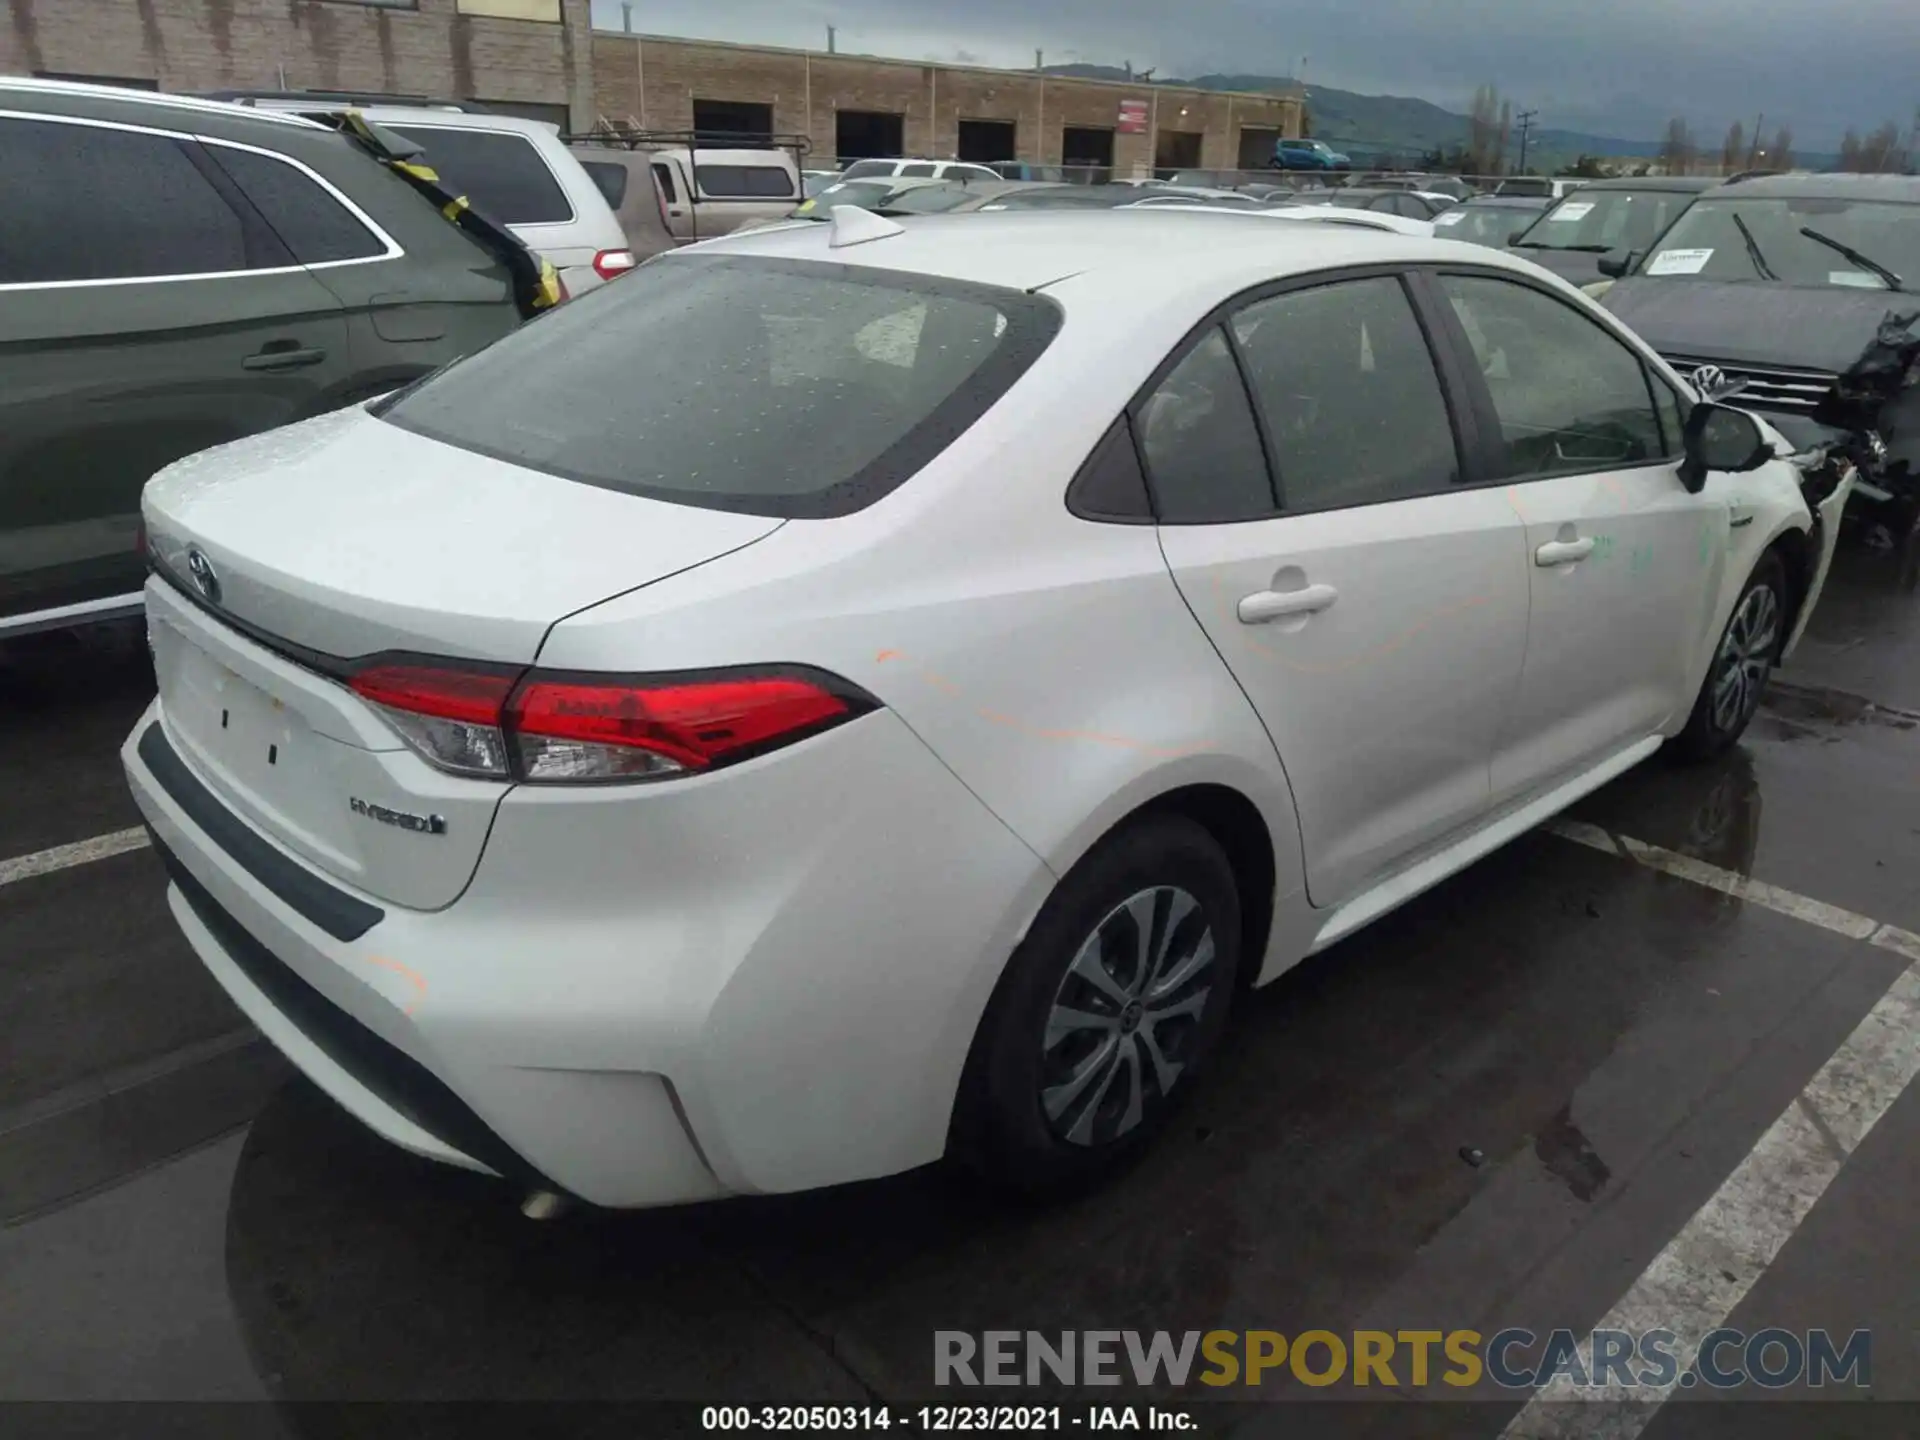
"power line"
1515,108,1539,173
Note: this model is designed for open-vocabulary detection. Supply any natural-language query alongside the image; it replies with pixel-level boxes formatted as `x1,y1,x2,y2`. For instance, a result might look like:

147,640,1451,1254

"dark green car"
0,78,525,638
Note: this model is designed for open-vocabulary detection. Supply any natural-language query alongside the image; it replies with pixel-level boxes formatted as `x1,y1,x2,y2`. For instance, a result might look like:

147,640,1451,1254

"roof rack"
200,88,486,112
567,125,812,157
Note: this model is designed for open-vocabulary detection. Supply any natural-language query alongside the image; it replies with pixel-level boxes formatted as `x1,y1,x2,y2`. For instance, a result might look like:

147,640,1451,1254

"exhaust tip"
520,1189,570,1221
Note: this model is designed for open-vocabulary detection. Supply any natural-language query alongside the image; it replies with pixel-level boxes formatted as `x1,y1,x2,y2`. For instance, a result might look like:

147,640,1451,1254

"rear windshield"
379,255,1062,518
384,124,573,225
695,164,796,198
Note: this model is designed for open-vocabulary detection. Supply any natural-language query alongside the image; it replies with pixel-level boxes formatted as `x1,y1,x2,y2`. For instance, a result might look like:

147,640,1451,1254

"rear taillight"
349,662,875,785
591,248,638,280
349,663,519,779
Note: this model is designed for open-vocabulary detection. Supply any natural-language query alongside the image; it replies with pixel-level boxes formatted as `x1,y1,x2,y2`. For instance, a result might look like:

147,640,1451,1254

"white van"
643,146,803,243
223,97,634,292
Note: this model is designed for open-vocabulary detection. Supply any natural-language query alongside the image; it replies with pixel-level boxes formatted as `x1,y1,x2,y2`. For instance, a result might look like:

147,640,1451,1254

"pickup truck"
1273,138,1351,171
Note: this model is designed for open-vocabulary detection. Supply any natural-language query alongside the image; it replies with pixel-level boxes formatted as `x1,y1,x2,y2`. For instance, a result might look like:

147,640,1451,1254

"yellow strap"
534,259,562,309
440,194,470,221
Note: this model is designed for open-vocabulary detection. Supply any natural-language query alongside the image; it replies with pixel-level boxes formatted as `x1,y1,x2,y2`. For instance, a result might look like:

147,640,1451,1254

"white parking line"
1502,821,1920,1438
0,828,150,890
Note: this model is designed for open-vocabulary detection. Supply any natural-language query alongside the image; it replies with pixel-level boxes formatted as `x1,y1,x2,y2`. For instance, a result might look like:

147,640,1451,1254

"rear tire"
953,814,1242,1196
1672,551,1788,761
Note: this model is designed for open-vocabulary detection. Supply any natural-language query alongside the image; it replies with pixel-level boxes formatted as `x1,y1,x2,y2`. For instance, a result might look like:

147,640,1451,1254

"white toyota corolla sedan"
124,208,1850,1209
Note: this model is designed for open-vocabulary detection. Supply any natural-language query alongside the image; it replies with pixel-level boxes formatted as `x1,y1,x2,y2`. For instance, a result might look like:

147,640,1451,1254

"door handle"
243,345,327,372
1238,583,1338,624
1535,537,1596,567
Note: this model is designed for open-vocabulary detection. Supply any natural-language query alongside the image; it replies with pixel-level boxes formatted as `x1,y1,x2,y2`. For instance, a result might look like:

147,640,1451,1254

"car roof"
696,207,1492,297
1576,176,1720,192
1717,172,1920,202
0,75,327,130
1462,195,1551,207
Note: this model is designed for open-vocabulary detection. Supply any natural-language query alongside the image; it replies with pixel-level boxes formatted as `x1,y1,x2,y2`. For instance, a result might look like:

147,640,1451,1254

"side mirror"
1679,403,1773,493
1597,248,1638,279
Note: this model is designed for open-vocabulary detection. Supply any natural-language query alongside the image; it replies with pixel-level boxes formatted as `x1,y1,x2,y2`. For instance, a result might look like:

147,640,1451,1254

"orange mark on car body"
365,955,428,1015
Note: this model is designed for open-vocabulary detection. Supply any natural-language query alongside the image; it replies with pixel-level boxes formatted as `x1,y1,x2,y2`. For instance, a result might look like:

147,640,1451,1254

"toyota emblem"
185,547,222,606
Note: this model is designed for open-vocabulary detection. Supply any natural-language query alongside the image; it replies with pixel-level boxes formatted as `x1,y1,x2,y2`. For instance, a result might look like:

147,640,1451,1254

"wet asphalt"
1,541,1916,1437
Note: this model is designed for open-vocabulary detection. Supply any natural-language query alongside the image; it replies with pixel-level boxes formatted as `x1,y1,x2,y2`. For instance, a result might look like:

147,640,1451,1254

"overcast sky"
588,0,1919,149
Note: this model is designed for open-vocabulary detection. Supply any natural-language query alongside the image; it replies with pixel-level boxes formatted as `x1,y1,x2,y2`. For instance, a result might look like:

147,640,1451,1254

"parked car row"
4,79,1908,1217
119,196,1852,1211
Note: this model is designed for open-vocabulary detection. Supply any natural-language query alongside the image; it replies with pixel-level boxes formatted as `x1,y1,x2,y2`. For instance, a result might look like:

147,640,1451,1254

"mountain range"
1041,64,1836,169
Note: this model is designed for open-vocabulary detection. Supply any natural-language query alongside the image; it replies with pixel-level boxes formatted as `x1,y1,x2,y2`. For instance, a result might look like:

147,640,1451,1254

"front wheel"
1672,552,1787,760
953,815,1242,1195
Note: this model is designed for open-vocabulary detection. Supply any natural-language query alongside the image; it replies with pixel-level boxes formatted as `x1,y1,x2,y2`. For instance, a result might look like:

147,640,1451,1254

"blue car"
1273,138,1351,171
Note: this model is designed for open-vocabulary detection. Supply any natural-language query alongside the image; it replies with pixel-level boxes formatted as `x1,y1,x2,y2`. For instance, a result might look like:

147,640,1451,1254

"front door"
1429,271,1725,803
1145,274,1531,906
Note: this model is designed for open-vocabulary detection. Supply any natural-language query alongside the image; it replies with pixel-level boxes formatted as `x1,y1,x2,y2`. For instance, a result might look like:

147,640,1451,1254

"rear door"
0,112,351,627
1429,270,1724,804
1151,272,1530,906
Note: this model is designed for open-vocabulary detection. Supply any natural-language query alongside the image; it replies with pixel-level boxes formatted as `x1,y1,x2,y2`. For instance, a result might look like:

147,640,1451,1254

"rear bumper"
124,695,1050,1207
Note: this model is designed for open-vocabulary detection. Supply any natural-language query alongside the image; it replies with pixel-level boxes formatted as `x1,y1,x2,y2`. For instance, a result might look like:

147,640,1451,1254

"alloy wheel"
1711,582,1780,734
1039,886,1217,1147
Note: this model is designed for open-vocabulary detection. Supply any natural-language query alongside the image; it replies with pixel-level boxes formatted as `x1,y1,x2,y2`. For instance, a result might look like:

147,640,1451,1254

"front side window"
1133,328,1274,524
1441,273,1667,477
1232,277,1459,511
898,162,938,178
209,144,387,264
1436,204,1541,248
694,165,795,198
650,162,680,204
381,255,1060,518
1637,195,1920,290
383,125,572,225
0,117,248,283
839,159,895,179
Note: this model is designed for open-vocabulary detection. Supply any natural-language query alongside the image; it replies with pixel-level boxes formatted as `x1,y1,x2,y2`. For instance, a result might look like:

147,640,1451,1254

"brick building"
2,0,1301,172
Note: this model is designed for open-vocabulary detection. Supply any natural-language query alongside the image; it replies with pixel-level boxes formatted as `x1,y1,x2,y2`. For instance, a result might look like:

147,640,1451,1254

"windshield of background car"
1638,196,1920,288
882,185,974,214
1435,203,1541,246
791,180,901,217
379,255,1063,518
1518,188,1696,254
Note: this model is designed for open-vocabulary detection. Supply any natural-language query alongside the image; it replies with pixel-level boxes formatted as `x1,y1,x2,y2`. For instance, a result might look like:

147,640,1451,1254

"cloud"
587,0,1920,147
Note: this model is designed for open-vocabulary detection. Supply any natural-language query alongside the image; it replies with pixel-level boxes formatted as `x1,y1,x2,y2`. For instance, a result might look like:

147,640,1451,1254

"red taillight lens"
591,248,638,280
508,672,856,780
349,661,873,785
349,664,519,778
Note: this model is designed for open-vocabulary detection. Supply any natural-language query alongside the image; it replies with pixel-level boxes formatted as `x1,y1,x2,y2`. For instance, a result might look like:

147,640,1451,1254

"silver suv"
221,97,635,292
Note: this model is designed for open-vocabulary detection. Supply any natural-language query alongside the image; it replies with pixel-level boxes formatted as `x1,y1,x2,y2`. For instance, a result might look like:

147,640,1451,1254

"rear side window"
380,255,1062,519
899,162,938,178
694,164,795,198
208,144,387,264
1232,277,1459,511
384,125,572,225
1134,328,1275,524
0,116,248,283
840,159,895,179
580,159,630,209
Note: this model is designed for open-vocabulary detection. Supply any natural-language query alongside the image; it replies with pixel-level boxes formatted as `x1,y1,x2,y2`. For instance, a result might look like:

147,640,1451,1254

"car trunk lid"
141,406,782,909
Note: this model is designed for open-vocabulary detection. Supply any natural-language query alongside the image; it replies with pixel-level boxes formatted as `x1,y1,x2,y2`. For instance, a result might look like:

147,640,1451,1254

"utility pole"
1515,108,1538,173
1746,112,1764,169
620,2,632,33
